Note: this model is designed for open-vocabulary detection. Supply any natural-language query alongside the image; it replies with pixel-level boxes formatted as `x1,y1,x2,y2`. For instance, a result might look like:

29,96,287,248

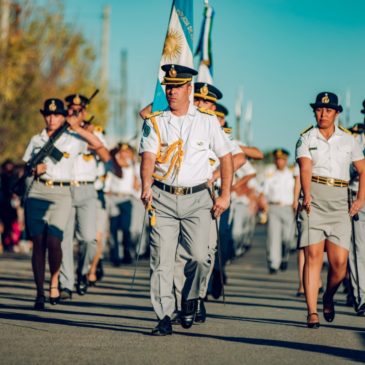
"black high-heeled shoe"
307,313,320,329
323,293,335,322
49,287,60,305
34,295,46,310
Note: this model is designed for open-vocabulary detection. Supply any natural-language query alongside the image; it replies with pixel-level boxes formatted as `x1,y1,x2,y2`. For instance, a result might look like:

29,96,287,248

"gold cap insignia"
200,84,209,97
322,93,330,104
169,65,177,78
73,94,81,105
121,144,129,151
49,100,57,112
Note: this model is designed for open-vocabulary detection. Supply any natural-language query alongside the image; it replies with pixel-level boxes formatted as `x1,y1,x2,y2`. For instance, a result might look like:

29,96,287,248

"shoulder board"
94,125,104,133
300,125,313,136
198,107,215,116
223,127,232,134
338,125,351,135
145,111,163,119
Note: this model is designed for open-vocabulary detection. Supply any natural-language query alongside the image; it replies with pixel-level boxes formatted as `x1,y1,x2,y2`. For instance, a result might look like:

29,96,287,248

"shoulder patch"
338,125,351,135
300,125,313,136
142,121,151,138
145,111,163,119
198,107,215,116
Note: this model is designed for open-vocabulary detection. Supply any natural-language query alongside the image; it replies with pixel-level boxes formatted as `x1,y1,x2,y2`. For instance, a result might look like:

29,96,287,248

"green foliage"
0,0,108,162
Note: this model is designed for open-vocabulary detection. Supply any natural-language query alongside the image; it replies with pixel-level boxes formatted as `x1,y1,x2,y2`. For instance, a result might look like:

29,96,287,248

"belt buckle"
326,178,335,186
72,180,80,187
45,180,54,188
174,187,184,195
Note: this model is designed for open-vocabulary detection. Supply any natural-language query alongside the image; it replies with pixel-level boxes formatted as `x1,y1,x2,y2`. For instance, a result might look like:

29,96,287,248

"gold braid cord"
149,116,184,181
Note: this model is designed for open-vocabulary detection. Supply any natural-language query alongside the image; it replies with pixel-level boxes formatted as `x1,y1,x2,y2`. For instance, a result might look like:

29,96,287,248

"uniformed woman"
296,92,365,328
23,99,106,310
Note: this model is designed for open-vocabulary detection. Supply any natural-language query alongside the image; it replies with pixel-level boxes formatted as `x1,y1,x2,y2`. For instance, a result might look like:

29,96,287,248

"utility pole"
235,87,243,141
244,100,253,145
100,5,110,89
346,89,351,127
120,49,128,137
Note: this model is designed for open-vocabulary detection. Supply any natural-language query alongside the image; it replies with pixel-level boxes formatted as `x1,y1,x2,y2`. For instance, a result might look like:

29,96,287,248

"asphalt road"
0,225,364,365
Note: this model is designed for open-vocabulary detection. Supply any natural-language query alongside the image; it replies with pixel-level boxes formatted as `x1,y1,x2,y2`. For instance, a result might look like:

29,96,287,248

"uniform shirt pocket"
190,139,209,151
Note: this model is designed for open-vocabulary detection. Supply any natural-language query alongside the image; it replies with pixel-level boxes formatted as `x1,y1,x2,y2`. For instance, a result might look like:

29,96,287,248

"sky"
61,0,365,159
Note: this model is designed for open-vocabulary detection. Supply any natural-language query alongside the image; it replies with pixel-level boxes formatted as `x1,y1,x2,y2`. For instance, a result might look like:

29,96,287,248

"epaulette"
198,107,215,116
338,125,351,135
94,125,104,133
145,111,163,119
300,125,313,136
223,127,232,134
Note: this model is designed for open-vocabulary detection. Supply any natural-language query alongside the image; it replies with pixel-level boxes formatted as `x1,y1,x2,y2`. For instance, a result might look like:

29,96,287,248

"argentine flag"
152,0,194,112
195,2,215,84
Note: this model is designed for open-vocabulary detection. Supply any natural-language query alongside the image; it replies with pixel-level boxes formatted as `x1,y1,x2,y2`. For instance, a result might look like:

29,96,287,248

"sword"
209,185,226,303
130,207,149,291
348,188,361,307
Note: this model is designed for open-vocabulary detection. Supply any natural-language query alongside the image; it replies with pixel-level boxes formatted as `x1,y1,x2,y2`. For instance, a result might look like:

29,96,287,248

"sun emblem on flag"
163,29,183,62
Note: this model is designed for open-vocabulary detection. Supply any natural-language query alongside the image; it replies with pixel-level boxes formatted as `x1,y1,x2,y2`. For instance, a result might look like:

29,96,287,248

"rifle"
12,122,70,199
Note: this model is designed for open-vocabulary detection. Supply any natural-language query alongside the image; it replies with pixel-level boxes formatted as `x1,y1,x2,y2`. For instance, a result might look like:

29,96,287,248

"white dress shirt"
104,163,136,195
139,105,233,187
23,129,87,181
264,167,294,206
73,130,108,182
296,125,364,181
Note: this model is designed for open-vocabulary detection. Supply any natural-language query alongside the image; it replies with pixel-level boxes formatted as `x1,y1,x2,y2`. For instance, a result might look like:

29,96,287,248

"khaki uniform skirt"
297,181,351,250
25,180,72,240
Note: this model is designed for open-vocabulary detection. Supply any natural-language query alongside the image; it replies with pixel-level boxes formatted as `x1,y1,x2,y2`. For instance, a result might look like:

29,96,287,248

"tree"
0,0,108,162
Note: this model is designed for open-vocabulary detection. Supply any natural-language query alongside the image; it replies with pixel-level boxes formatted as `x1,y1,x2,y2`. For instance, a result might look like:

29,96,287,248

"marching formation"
1,1,364,344
2,65,363,337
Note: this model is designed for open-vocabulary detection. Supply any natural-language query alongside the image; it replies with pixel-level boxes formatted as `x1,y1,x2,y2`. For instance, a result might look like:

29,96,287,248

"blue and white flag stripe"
195,3,215,84
152,0,194,112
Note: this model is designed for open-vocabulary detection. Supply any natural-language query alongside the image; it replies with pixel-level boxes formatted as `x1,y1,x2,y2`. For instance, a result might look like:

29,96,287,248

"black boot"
151,316,172,336
180,299,197,329
195,298,206,323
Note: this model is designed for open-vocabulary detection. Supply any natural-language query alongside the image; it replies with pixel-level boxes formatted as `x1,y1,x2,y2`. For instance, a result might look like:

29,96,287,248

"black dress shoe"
280,262,288,271
307,313,320,329
211,269,223,299
96,260,104,281
296,291,305,298
323,293,335,322
34,295,45,310
76,275,88,296
151,316,172,336
180,299,197,329
49,287,60,305
170,311,181,325
195,298,206,323
60,288,72,300
269,268,278,275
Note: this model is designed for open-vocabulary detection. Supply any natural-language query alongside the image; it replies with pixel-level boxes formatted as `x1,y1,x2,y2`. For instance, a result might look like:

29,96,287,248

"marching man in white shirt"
263,148,295,274
139,64,233,336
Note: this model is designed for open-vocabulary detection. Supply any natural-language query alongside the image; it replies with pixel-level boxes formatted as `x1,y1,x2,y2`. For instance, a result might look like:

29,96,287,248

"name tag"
309,147,317,151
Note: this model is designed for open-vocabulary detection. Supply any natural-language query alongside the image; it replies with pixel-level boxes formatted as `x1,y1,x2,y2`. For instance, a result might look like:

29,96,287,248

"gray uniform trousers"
150,185,213,320
231,202,251,257
60,185,97,290
108,194,139,262
267,205,295,270
349,204,365,309
174,219,217,310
